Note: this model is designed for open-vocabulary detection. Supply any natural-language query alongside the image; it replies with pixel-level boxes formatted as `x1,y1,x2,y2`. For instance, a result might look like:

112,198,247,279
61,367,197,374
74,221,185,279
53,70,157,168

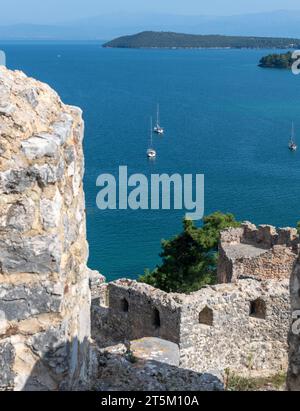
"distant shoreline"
104,45,295,51
103,31,300,50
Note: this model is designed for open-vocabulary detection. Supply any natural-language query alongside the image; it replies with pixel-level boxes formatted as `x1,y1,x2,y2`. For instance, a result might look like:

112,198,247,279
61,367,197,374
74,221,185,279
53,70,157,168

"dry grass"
225,370,286,391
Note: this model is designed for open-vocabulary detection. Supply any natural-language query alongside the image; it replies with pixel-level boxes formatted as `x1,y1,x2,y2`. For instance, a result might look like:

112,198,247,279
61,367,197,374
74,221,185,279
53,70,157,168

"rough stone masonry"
0,67,91,390
287,254,300,390
91,223,300,384
93,277,290,377
218,222,299,283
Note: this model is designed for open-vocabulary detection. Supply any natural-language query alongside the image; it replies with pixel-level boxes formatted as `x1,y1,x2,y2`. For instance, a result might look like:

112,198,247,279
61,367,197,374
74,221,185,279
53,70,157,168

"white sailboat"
147,117,156,158
153,103,164,135
289,122,297,151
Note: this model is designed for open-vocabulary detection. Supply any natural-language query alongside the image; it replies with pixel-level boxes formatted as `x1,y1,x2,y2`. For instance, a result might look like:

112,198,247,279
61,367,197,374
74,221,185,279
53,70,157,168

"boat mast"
291,121,295,142
150,117,153,147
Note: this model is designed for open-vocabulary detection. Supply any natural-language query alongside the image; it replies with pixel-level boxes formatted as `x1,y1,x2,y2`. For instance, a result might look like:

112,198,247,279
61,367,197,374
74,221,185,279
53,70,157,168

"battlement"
218,222,299,283
92,276,290,376
220,222,298,249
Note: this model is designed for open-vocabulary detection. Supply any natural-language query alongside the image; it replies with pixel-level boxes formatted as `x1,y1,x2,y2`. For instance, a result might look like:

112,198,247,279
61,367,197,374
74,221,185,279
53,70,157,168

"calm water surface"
2,42,300,279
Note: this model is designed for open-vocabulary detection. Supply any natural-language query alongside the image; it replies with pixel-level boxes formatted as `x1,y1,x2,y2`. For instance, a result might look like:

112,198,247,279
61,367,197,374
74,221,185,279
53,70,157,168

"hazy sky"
1,0,300,24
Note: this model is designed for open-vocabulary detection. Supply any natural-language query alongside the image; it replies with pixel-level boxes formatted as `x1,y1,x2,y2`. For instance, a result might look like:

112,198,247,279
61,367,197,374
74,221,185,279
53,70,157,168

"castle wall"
92,278,290,376
287,255,300,390
102,280,182,344
0,68,91,391
179,279,290,375
218,223,298,283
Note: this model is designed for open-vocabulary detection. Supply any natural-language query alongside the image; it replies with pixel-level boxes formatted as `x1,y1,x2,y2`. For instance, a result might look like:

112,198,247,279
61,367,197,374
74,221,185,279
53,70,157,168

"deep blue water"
2,42,300,280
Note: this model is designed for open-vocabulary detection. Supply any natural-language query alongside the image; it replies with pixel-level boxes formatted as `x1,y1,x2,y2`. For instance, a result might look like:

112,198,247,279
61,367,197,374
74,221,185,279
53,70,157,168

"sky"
1,0,300,24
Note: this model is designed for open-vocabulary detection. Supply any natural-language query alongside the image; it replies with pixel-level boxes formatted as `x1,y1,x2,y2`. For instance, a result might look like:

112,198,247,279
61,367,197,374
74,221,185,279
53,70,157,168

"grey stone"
51,114,73,145
64,146,76,165
0,283,63,321
31,161,64,187
23,88,39,108
0,341,15,390
0,234,62,274
29,325,68,370
95,341,224,391
21,134,59,160
287,258,300,390
6,198,35,231
0,169,35,194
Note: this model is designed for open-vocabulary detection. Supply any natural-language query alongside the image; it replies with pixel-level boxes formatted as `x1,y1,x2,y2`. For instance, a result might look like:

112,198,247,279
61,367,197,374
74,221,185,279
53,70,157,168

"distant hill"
103,31,300,49
0,24,79,40
258,51,295,68
2,10,300,41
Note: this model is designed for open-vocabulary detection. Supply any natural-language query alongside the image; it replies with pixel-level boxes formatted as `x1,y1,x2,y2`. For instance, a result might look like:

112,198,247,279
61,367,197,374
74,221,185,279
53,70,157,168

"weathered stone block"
0,234,62,274
0,169,35,194
6,198,36,231
0,283,63,321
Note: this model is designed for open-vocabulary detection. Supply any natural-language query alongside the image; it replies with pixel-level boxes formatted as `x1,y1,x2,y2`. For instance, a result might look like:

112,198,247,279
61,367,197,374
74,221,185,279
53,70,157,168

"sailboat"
289,122,297,151
153,104,164,135
147,117,156,159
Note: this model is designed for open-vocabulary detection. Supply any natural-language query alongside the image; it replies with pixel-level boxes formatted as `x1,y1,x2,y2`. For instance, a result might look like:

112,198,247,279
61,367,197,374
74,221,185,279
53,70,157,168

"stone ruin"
91,222,300,388
287,254,300,390
92,277,290,377
218,222,299,283
0,66,299,390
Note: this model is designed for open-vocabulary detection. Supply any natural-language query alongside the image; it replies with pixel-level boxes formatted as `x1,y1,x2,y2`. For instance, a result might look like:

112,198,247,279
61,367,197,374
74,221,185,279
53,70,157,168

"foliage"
297,221,300,234
139,212,240,293
104,31,300,49
225,370,286,391
259,51,295,69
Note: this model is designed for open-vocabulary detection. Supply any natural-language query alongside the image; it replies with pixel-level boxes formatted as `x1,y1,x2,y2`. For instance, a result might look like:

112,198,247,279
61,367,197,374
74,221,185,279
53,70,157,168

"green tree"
259,51,294,69
139,212,240,293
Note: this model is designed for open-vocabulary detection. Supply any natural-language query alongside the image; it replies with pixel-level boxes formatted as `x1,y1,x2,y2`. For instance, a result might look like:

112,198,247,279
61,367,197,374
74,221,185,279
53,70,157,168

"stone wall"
0,67,91,391
179,279,290,375
287,255,300,390
218,223,298,283
98,280,182,344
92,278,290,376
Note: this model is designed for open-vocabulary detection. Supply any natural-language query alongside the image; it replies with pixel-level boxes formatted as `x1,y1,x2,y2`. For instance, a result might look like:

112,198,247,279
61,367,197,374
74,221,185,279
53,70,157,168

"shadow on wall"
19,334,224,391
21,336,91,391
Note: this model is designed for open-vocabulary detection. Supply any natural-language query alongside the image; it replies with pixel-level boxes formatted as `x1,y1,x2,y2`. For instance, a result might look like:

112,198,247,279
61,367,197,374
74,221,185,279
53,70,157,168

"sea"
2,41,300,280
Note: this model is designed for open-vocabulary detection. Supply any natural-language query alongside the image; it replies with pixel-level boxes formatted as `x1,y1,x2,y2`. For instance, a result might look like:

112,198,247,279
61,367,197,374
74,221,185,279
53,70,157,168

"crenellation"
217,222,299,283
91,277,290,376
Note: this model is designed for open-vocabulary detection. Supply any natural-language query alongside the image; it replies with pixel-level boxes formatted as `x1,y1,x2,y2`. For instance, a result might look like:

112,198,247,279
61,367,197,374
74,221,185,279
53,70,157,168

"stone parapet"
218,222,299,283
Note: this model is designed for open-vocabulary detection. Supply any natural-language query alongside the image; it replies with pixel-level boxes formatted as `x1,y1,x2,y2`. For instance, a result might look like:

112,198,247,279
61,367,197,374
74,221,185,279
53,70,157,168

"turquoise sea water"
2,42,300,280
